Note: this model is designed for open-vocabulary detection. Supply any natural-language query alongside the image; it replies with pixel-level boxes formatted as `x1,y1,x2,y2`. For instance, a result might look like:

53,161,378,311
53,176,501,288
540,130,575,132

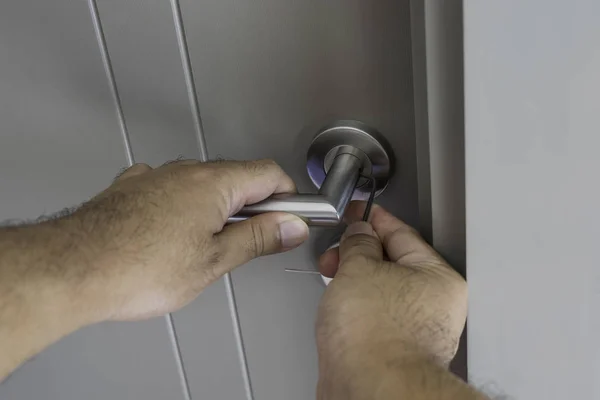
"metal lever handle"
227,152,363,227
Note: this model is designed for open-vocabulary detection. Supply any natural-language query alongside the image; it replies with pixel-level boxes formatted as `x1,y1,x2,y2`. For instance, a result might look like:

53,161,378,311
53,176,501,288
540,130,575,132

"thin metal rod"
87,0,134,166
284,269,321,275
362,176,377,222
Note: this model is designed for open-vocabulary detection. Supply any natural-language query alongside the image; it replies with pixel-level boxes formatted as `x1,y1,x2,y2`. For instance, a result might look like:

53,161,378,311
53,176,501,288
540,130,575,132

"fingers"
337,222,383,275
199,160,297,215
342,200,369,224
318,246,339,278
320,220,383,278
370,206,440,264
116,159,196,183
114,163,152,182
214,212,308,273
347,202,439,264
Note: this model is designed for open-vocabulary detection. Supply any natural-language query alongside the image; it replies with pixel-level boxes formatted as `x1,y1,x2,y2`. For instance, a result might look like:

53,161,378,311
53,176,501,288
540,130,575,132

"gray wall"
465,1,600,398
0,1,427,399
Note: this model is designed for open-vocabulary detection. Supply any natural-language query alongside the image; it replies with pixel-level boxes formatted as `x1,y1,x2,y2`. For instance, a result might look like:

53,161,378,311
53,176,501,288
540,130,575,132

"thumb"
114,163,152,182
215,213,309,272
339,222,383,269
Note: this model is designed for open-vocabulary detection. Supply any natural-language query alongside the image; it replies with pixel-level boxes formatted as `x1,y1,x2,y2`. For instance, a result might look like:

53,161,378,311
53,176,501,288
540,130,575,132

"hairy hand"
53,160,308,321
316,202,467,397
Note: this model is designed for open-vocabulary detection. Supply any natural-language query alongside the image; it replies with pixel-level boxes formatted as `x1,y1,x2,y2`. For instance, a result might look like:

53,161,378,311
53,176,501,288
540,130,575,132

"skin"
317,202,486,399
0,160,487,399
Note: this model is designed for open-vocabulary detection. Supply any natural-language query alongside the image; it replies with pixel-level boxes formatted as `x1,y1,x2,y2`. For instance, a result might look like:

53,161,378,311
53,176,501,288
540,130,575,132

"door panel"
178,1,419,398
95,0,200,164
465,1,600,398
0,1,184,399
94,1,249,398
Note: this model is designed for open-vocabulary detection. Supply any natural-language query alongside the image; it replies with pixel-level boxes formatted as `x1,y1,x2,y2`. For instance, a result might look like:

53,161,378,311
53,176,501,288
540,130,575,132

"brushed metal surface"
228,194,340,226
317,152,362,217
309,120,394,198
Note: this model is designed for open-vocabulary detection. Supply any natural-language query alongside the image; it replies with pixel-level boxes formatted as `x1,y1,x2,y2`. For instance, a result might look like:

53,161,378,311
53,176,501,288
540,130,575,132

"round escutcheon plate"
306,120,395,199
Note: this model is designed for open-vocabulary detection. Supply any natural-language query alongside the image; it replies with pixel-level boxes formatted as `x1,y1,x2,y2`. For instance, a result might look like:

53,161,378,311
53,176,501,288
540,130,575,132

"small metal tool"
361,175,376,222
284,269,321,275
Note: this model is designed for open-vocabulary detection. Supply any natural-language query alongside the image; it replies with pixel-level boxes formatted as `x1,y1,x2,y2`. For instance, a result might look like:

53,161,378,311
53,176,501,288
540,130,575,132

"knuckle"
211,166,230,181
422,263,467,304
201,250,224,285
206,248,224,267
338,254,378,279
390,226,420,243
133,162,152,171
246,221,266,257
162,158,197,167
351,235,378,246
346,235,380,253
245,159,278,174
257,158,278,167
445,273,467,298
345,253,372,266
114,163,152,181
188,164,225,186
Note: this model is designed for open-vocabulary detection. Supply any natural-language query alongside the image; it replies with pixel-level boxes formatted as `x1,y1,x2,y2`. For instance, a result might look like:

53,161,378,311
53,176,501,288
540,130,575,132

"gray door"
0,1,186,399
0,1,452,399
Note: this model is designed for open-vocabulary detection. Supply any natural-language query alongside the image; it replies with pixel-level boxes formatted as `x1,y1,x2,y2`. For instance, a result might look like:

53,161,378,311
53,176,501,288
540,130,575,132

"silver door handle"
227,152,362,227
226,194,340,227
226,120,394,227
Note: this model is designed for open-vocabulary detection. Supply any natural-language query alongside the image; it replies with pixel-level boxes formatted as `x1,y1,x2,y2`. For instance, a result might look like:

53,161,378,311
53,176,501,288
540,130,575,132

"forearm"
0,222,96,380
318,341,487,400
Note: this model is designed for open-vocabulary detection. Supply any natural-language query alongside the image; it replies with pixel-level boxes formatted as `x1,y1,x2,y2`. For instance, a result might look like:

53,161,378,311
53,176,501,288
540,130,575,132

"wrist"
318,339,484,400
318,338,427,400
0,222,94,376
0,220,105,331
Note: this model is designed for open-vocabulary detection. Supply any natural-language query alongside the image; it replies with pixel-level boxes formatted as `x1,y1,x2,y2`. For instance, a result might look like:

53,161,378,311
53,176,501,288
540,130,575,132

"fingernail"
279,218,309,249
342,222,376,240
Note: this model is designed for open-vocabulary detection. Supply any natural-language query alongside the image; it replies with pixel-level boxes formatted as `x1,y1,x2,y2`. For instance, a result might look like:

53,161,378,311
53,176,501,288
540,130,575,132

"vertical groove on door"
223,274,255,400
166,314,193,400
422,0,467,379
169,0,208,161
89,2,192,399
169,1,255,400
409,0,433,245
87,0,134,165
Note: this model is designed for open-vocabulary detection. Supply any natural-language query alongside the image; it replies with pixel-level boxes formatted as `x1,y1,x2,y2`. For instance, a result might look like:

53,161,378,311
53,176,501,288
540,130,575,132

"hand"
316,202,467,398
54,160,309,321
